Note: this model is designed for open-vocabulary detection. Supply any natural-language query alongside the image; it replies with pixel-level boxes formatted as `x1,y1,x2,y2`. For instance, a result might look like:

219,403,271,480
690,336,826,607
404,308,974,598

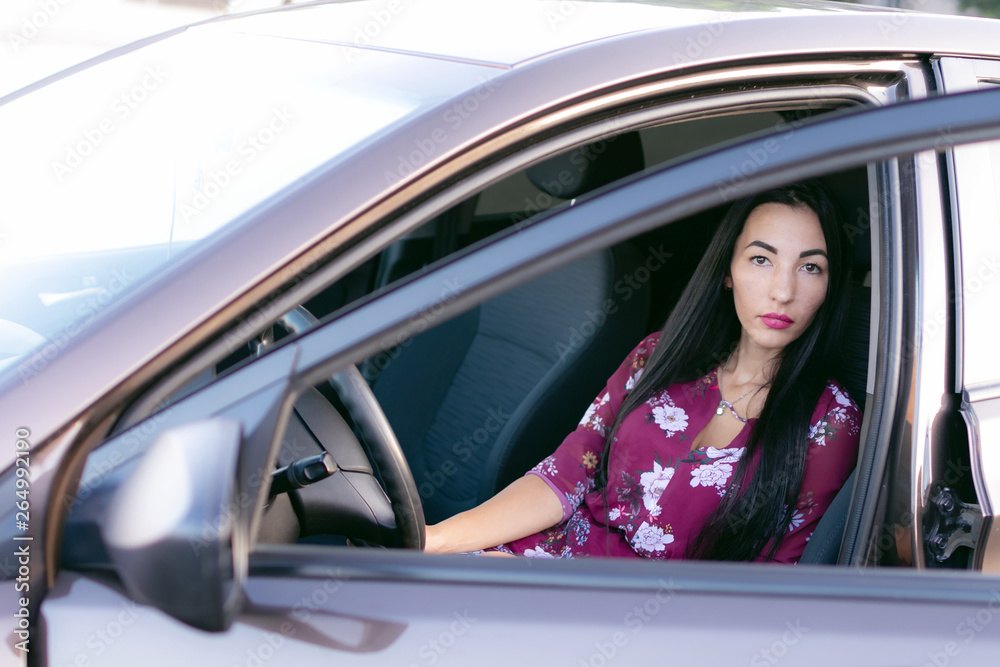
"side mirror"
102,418,247,631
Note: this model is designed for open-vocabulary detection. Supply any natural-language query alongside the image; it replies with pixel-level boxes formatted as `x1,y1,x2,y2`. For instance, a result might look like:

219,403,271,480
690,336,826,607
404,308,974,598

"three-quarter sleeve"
771,381,862,564
526,333,660,522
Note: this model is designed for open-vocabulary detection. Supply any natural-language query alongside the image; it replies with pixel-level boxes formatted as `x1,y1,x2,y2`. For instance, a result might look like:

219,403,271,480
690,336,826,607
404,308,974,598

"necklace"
716,357,764,423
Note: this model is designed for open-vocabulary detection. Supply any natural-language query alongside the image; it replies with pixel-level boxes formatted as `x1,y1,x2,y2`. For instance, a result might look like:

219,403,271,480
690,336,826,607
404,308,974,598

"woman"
424,180,862,563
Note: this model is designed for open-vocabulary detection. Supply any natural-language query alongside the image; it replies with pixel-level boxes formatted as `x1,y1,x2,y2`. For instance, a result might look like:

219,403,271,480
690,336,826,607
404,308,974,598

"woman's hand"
422,474,565,554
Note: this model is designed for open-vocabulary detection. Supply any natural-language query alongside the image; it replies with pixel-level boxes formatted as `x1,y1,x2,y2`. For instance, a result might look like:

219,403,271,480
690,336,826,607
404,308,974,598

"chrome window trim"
936,56,1000,392
910,148,953,570
968,383,1000,404
852,158,908,567
526,59,922,132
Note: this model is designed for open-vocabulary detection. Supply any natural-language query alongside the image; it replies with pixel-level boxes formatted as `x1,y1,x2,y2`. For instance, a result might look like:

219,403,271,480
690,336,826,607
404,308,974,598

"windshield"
0,23,501,374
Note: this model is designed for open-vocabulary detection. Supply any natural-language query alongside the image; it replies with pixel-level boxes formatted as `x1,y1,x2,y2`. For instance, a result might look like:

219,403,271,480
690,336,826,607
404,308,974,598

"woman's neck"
726,339,779,387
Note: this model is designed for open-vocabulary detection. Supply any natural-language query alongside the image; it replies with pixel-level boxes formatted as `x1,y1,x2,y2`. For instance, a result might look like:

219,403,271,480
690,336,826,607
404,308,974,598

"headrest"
527,132,645,200
821,169,872,279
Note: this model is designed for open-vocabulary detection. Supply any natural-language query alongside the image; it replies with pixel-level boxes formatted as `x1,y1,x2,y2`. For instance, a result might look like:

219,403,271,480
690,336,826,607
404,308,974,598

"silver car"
3,0,1000,664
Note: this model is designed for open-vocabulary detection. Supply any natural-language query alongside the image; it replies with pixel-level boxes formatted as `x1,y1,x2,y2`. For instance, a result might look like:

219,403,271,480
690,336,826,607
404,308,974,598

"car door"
34,86,1000,667
933,56,1000,571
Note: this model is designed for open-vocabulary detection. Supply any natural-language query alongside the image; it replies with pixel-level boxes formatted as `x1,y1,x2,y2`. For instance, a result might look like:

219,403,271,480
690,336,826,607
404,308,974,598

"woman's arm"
771,382,862,564
424,474,564,554
425,333,661,555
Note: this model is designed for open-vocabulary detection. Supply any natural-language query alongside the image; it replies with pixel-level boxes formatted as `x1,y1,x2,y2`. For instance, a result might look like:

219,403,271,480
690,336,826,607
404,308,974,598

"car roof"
218,0,1000,67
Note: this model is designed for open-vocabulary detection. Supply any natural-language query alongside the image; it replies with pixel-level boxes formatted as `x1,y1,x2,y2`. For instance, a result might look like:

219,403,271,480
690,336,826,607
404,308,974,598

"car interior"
64,103,880,572
237,107,877,563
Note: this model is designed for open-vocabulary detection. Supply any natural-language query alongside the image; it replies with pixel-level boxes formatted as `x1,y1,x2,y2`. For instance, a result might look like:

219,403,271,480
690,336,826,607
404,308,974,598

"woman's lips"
761,313,794,329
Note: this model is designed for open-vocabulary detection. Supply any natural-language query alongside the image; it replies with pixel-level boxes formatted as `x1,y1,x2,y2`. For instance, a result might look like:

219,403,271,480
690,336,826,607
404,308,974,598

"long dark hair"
598,180,850,561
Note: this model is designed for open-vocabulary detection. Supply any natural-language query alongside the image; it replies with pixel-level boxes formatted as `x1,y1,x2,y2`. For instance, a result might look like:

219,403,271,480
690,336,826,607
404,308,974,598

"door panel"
937,57,1000,571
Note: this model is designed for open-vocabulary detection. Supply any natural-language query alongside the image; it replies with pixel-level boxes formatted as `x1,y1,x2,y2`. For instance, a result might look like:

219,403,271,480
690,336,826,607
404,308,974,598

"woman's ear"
723,276,732,290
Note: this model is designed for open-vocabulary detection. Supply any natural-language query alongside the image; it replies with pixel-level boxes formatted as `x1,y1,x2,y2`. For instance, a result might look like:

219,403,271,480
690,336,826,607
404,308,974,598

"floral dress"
489,332,862,563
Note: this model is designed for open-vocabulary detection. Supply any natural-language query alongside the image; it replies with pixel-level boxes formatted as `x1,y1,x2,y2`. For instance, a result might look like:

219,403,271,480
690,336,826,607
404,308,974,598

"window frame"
115,57,921,433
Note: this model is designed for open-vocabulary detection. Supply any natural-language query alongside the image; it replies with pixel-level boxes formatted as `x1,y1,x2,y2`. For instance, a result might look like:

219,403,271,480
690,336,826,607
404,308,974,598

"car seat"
371,134,650,524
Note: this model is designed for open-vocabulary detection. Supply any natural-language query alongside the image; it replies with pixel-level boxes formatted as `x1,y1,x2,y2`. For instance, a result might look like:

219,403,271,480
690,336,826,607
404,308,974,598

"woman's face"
726,202,830,357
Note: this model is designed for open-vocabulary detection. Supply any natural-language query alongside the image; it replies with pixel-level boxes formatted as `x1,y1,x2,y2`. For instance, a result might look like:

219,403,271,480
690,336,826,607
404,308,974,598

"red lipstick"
761,313,794,329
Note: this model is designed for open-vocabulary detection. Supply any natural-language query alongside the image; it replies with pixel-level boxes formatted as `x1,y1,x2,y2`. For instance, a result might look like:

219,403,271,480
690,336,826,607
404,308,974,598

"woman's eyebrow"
746,240,828,259
746,240,778,253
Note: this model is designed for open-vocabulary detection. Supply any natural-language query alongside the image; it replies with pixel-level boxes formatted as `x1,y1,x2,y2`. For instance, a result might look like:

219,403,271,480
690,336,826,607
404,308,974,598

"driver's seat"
372,246,651,524
371,134,650,524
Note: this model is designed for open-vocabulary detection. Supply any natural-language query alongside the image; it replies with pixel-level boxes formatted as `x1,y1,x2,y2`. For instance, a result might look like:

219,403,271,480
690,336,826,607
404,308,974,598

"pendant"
716,402,726,416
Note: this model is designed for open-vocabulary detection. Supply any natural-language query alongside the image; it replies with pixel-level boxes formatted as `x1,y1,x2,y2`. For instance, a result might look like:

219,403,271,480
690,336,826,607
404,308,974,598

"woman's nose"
770,268,795,303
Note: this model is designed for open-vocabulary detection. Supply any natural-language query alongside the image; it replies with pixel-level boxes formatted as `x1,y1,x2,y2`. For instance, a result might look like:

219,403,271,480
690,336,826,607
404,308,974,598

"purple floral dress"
489,333,861,563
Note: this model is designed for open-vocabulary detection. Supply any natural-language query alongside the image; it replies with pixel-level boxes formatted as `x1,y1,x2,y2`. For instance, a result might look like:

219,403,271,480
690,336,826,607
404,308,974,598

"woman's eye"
751,256,769,266
802,263,823,274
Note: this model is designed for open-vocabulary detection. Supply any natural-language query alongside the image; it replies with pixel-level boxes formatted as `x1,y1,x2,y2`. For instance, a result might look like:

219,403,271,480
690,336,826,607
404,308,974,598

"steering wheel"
262,307,425,550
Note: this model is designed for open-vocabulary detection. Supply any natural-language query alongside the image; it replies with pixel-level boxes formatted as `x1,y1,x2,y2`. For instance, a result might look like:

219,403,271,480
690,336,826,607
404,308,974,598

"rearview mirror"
102,418,247,631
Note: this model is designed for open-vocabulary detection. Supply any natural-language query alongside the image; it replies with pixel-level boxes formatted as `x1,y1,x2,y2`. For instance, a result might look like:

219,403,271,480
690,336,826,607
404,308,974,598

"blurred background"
0,0,998,99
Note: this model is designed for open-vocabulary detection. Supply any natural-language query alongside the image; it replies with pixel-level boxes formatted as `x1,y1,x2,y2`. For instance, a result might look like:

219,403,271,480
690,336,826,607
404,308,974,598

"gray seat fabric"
373,246,650,524
800,469,858,564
